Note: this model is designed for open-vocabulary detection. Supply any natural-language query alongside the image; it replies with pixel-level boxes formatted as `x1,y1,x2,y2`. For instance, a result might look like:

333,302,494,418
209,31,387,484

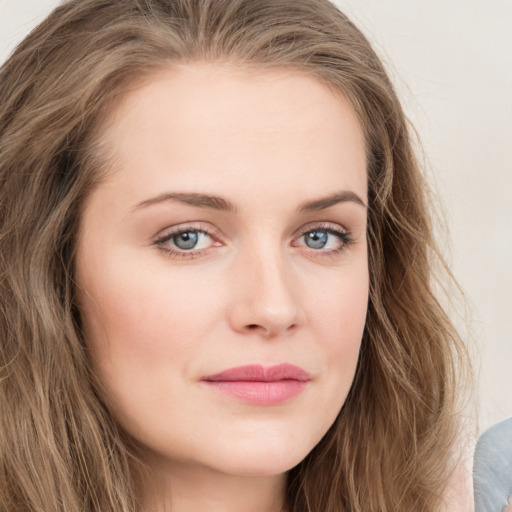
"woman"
0,0,471,510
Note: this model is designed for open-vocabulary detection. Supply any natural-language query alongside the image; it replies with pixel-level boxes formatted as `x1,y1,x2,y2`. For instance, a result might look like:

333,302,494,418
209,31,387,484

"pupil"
173,231,198,250
306,230,328,249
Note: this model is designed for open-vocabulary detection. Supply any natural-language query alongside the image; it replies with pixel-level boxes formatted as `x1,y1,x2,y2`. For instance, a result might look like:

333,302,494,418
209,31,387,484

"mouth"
201,364,311,405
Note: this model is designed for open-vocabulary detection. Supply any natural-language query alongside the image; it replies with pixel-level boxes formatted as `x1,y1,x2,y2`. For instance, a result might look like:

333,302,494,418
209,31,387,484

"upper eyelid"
294,221,349,237
152,226,218,259
154,220,348,240
153,222,220,242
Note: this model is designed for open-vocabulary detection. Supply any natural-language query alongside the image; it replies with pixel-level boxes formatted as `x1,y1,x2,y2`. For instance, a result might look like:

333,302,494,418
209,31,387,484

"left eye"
167,230,213,251
298,228,346,250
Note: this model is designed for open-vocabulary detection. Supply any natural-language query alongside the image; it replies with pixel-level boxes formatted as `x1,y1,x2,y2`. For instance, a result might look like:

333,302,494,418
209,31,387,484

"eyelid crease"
292,220,349,237
152,221,220,242
153,220,349,243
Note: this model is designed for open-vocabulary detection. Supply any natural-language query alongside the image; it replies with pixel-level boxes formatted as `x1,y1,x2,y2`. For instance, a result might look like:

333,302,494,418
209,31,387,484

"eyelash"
153,223,220,260
153,222,354,260
293,223,355,256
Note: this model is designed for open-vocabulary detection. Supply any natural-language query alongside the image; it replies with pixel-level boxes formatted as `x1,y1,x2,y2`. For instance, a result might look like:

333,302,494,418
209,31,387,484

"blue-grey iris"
305,230,328,249
173,231,198,250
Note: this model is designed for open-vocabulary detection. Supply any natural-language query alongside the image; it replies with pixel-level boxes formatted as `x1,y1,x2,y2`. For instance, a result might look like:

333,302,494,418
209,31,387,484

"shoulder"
473,417,512,512
475,417,512,455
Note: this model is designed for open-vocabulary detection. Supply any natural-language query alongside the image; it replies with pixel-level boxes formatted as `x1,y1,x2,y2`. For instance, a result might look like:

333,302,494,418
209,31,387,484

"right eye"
169,230,212,251
154,225,220,259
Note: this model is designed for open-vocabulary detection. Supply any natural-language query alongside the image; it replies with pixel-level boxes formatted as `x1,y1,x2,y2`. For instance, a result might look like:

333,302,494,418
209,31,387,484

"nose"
227,249,304,338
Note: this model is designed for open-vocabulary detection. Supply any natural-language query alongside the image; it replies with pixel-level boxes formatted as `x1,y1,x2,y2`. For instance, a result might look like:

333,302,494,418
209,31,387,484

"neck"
137,457,286,512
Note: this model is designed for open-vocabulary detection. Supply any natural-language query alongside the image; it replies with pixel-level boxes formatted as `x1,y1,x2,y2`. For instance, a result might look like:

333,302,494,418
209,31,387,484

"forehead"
95,63,367,205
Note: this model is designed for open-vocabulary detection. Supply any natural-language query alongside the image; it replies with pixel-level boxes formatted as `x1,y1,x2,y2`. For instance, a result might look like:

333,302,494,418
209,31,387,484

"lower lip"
203,380,308,405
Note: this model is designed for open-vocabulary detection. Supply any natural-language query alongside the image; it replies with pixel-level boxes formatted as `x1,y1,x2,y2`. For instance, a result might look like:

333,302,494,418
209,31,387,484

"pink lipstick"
201,364,310,405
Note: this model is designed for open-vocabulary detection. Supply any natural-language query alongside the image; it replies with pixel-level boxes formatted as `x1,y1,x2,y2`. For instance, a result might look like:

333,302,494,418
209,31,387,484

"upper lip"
202,364,311,382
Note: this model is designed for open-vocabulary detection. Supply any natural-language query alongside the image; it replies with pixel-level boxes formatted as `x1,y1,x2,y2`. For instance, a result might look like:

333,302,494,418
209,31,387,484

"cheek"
309,256,368,338
76,253,220,395
76,259,225,443
311,263,368,391
79,263,214,351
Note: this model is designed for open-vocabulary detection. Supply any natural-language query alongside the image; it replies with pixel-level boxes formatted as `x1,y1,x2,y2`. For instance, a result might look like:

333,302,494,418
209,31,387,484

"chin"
203,437,314,478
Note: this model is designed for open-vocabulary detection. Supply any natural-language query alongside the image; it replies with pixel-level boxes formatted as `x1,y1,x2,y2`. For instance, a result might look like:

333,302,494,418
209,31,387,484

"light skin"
75,64,369,512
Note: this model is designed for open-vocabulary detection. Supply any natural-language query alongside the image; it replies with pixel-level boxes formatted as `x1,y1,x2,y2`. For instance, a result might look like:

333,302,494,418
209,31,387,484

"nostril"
244,323,298,336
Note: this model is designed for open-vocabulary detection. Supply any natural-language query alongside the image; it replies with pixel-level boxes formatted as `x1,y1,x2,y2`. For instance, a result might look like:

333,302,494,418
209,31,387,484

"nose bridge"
229,235,302,337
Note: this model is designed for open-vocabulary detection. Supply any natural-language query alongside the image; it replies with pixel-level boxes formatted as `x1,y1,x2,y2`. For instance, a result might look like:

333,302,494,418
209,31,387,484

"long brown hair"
0,1,469,510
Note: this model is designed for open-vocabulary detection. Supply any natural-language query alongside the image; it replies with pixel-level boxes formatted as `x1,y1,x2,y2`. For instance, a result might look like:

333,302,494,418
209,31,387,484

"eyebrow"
298,191,367,212
134,190,366,213
134,192,237,212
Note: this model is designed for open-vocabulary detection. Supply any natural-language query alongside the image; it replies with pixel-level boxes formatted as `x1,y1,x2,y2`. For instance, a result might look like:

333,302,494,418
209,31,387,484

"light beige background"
1,0,511,432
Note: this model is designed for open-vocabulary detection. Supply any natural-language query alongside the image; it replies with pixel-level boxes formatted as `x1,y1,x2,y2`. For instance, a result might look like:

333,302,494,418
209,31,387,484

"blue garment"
474,417,512,511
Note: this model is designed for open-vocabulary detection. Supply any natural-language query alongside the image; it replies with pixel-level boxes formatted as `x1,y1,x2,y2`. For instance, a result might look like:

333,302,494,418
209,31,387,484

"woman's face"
76,64,369,478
